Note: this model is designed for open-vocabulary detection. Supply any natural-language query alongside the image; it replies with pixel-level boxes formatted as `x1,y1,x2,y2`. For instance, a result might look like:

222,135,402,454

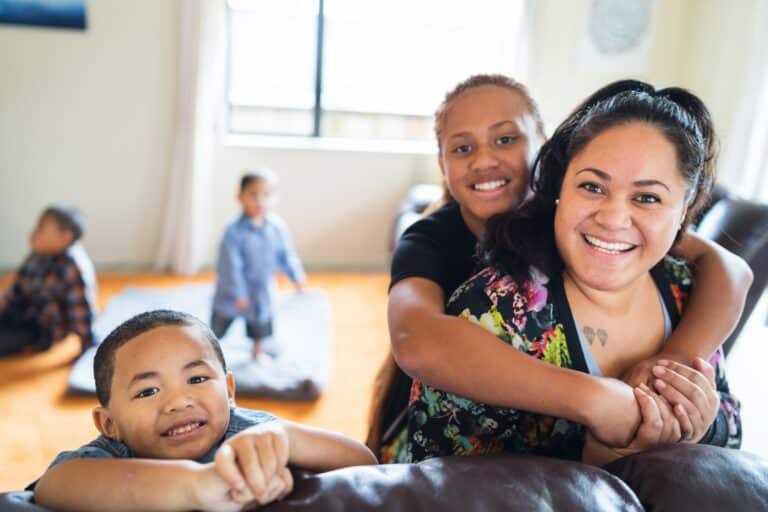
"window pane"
322,0,525,134
228,0,318,135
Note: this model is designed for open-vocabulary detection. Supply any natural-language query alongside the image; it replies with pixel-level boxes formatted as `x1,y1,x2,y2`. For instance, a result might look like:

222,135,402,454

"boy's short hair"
94,310,227,406
240,168,277,192
42,205,84,242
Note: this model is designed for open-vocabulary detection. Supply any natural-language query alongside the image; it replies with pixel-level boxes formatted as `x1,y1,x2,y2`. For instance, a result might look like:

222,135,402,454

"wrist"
567,373,603,427
182,461,210,509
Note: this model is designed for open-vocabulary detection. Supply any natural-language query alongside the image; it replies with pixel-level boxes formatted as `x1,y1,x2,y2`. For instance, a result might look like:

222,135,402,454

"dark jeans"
0,314,40,356
210,312,273,342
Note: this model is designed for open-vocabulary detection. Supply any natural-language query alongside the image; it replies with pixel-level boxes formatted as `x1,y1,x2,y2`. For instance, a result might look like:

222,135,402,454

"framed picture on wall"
0,0,87,30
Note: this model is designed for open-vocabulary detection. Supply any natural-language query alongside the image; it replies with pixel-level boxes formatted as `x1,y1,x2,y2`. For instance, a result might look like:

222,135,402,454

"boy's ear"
93,407,121,440
226,371,236,408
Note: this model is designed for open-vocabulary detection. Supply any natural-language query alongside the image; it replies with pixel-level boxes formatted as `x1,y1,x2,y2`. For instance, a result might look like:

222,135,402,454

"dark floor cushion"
68,285,332,400
605,444,768,512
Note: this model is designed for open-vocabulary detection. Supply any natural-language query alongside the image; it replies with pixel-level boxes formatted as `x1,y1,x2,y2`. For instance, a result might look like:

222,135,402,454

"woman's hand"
583,384,681,466
650,358,719,442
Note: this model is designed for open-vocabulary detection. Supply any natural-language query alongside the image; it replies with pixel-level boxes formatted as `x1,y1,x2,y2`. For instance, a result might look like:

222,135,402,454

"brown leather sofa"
4,445,766,511
3,185,768,511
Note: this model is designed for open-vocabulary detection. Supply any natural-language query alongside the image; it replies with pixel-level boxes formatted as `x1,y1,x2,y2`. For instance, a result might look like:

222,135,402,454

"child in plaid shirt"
0,206,96,356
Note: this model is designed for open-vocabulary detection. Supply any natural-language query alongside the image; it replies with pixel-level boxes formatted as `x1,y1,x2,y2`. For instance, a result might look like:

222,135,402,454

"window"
227,0,527,142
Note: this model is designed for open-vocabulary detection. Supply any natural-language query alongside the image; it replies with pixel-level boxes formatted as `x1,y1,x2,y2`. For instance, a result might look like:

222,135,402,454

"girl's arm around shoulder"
388,276,641,447
34,457,234,512
664,231,752,361
283,420,377,471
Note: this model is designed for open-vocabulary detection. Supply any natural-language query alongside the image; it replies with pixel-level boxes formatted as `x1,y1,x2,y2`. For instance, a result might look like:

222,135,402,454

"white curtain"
720,1,768,202
155,0,226,274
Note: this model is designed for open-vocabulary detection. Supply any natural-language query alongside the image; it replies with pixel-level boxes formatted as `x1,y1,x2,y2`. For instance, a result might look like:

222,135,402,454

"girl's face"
555,122,689,292
438,85,542,235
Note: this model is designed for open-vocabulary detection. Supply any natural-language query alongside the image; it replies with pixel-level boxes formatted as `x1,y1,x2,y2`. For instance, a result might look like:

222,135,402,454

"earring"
555,198,560,206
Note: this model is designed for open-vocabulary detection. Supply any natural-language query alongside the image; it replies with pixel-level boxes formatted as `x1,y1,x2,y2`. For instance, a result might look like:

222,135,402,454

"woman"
389,80,741,465
370,75,749,459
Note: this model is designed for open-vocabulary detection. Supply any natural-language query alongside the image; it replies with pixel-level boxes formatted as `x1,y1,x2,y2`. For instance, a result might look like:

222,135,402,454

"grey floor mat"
68,284,332,401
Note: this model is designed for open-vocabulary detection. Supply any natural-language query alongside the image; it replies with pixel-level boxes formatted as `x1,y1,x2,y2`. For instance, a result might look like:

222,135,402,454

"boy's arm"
275,222,306,286
283,420,377,471
623,232,752,387
34,458,241,512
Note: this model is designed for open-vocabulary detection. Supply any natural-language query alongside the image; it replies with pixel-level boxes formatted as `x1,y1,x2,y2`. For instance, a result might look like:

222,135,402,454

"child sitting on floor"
0,205,96,357
31,309,376,511
212,169,306,361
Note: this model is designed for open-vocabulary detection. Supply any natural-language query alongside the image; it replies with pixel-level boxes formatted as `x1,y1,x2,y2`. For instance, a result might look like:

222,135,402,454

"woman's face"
439,85,543,235
554,122,689,292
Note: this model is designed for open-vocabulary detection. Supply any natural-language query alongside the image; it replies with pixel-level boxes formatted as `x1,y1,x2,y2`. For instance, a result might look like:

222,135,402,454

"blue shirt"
212,214,305,324
28,408,275,490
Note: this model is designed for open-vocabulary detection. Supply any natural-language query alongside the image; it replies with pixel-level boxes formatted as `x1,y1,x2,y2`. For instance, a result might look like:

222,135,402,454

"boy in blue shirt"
212,170,306,360
31,309,376,511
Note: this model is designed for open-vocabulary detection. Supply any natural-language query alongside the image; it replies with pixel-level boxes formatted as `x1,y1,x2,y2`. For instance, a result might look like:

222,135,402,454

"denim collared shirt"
28,408,275,490
212,214,305,325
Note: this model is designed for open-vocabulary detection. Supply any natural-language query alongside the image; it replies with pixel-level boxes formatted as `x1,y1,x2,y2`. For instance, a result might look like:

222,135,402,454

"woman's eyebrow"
574,169,671,192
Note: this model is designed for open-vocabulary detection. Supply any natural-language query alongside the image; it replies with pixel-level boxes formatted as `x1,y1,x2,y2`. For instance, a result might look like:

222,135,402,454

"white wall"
0,0,178,269
0,0,759,271
212,145,433,270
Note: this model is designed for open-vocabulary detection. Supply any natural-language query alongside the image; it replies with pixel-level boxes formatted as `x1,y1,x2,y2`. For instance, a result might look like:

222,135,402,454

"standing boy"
212,170,305,360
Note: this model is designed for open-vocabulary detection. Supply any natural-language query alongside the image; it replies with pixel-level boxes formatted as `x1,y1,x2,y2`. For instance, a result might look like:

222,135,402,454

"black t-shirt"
383,201,479,444
390,201,479,295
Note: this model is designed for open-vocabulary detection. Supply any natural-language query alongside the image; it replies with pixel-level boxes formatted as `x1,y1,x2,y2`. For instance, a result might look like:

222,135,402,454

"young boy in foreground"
31,309,376,511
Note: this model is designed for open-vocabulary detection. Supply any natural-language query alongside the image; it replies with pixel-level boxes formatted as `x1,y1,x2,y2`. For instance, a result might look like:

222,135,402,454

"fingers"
256,467,294,505
652,362,719,442
673,403,695,441
214,444,247,494
652,365,710,421
658,359,715,392
692,357,716,386
621,360,654,388
633,385,663,447
217,427,289,502
235,440,267,498
647,387,680,444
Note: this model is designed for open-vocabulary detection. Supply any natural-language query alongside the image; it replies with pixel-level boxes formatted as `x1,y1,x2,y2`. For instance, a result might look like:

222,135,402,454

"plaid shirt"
0,251,95,351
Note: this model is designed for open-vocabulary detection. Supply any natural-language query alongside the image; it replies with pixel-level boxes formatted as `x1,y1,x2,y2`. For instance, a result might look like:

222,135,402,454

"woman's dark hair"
480,79,717,280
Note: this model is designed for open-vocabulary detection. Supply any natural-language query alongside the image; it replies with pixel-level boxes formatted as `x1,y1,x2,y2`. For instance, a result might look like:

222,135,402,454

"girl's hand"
620,351,689,388
650,358,719,442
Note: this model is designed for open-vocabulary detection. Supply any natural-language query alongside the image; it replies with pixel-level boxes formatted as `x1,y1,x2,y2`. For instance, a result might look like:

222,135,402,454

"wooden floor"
0,272,391,492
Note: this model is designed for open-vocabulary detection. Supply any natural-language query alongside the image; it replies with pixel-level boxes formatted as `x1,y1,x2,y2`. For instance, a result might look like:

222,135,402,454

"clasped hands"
194,421,294,512
585,355,720,465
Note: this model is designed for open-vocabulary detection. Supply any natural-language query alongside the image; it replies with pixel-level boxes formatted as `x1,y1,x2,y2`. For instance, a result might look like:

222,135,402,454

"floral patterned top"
383,258,742,463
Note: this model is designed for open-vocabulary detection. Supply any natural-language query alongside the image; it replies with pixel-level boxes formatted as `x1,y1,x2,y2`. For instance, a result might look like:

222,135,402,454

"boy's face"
93,325,235,460
29,214,73,255
238,179,272,219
